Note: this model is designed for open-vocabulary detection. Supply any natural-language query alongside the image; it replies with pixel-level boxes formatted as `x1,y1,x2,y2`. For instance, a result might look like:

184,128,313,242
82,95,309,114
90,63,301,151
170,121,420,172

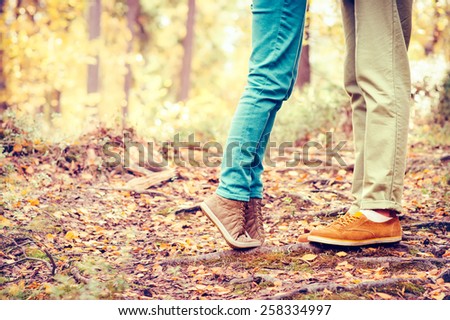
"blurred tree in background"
0,0,448,144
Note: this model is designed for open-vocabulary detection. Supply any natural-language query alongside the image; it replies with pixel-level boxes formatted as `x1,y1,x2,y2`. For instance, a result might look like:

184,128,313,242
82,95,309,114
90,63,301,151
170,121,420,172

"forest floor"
1,121,449,300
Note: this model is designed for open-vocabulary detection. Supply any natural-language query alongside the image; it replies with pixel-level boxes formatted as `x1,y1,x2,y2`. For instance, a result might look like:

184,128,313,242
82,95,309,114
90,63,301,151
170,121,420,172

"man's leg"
308,0,412,246
341,0,366,215
355,0,412,212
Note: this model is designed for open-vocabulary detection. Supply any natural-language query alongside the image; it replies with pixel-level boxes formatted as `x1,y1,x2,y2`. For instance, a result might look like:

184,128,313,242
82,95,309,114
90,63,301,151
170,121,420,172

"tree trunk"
123,0,140,129
296,4,310,89
296,45,310,89
424,0,444,56
178,0,196,102
87,0,101,95
0,0,7,113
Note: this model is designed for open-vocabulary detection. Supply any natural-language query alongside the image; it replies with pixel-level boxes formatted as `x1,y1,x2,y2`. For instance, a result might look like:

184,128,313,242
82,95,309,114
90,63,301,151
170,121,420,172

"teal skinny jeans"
217,0,307,201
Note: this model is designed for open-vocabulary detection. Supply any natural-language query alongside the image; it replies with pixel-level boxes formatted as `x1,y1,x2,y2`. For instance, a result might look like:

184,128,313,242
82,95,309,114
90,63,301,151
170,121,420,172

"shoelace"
254,206,264,236
331,213,359,227
235,202,248,238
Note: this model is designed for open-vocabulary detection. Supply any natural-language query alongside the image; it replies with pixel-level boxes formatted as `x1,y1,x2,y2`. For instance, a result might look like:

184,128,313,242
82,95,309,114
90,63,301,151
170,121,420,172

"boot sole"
200,202,260,249
307,235,402,246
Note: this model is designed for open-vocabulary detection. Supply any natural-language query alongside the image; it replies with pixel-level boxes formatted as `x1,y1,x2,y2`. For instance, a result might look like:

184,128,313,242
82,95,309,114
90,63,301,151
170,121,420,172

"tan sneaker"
200,194,261,249
245,198,265,245
308,212,402,246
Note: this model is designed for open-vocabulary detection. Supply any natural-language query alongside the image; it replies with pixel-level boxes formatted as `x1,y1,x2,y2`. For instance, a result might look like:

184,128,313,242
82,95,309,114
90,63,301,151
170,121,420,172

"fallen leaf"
336,251,347,257
301,253,317,261
374,292,393,300
13,144,23,153
28,199,40,206
273,280,283,287
214,285,232,294
64,231,78,241
135,264,148,272
0,216,11,227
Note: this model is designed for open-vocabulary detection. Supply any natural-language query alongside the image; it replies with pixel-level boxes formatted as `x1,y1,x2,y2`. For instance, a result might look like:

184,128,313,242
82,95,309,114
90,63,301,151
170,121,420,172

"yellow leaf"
432,292,446,300
64,231,77,241
135,264,148,272
336,251,348,257
301,253,317,261
273,280,283,287
28,199,40,206
0,216,11,227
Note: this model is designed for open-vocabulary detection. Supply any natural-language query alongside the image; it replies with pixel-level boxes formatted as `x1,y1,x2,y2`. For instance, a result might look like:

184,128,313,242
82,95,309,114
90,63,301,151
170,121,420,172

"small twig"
174,205,201,215
285,192,318,206
70,267,89,284
0,257,53,273
95,187,175,199
437,268,450,282
0,233,57,275
299,179,349,186
42,249,57,275
308,189,354,200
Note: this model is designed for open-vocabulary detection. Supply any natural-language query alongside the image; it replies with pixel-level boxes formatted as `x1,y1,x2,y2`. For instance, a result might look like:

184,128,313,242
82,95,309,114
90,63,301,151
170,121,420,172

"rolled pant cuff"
215,189,249,202
359,200,403,213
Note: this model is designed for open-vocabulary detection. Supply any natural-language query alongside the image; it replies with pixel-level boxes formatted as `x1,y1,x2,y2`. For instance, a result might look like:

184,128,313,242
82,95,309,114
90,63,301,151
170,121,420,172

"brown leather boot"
308,212,402,246
200,194,261,249
245,198,265,245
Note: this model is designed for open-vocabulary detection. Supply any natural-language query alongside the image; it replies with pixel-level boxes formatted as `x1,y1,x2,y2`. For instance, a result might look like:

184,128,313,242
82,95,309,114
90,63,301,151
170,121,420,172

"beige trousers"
341,0,413,213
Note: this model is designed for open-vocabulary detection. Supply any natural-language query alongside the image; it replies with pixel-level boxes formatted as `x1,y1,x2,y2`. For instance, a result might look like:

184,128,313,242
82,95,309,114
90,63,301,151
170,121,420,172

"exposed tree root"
353,256,450,265
403,221,450,230
159,243,319,266
268,277,423,300
274,164,354,173
277,207,348,223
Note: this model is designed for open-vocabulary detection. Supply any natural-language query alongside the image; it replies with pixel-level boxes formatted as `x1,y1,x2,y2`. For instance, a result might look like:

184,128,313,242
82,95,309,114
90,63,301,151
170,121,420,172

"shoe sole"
200,202,260,249
307,235,402,246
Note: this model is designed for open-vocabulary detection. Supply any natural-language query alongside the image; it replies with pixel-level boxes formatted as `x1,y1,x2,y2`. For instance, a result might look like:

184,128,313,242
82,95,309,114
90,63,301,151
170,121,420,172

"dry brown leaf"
374,292,393,300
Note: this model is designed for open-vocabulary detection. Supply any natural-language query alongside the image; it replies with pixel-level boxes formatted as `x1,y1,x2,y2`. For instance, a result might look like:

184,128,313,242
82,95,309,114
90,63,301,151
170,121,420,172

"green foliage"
437,70,450,125
49,257,128,299
0,0,448,143
272,83,348,144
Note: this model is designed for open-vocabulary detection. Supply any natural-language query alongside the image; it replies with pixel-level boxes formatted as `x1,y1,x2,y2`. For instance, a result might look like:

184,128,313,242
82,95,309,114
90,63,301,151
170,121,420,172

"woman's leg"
201,0,307,249
217,0,307,202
